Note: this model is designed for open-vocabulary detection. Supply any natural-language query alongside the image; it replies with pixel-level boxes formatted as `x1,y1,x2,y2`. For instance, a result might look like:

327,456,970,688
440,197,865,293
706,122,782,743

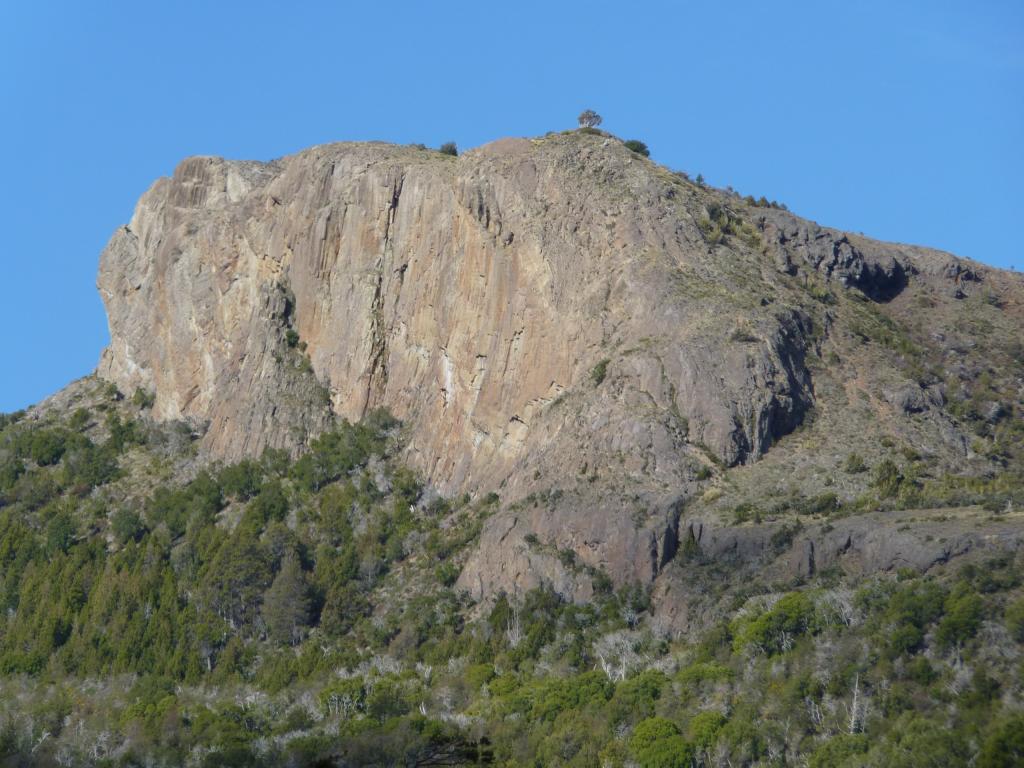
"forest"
0,381,1022,767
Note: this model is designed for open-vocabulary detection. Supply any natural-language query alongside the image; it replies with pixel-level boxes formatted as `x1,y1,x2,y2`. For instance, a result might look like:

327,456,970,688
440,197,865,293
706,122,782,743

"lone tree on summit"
578,109,602,129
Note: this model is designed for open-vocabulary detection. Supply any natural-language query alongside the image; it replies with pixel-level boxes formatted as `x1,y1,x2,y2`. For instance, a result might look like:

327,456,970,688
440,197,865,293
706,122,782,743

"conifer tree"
262,550,311,646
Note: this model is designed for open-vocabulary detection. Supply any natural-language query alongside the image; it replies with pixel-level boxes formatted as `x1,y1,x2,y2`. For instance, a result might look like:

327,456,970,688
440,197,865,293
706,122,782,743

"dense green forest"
1,382,1022,767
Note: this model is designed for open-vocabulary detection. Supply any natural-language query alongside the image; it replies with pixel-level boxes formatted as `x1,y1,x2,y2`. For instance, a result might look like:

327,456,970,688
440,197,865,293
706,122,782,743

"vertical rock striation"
98,136,817,493
97,132,1016,600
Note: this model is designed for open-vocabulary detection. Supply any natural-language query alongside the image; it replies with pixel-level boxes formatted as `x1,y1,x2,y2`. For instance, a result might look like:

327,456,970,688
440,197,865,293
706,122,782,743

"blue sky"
1,0,1021,412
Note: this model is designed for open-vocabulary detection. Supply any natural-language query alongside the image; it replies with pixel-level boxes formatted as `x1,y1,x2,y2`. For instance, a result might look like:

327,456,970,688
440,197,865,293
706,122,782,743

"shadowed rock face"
97,133,1024,602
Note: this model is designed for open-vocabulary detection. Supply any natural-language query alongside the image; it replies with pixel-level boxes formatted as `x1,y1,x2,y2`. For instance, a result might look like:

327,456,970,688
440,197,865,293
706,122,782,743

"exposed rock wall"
98,137,818,494
97,133,1022,603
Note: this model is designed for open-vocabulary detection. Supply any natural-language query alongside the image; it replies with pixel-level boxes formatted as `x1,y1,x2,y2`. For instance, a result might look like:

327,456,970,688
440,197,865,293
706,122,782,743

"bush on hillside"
623,139,650,157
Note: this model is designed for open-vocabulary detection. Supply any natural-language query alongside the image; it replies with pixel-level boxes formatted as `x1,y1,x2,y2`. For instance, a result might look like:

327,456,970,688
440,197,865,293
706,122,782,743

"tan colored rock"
96,132,1024,601
98,136,816,492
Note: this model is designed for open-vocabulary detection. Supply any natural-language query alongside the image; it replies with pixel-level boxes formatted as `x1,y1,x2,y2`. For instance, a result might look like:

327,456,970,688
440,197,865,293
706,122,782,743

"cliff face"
97,132,1024,603
99,137,816,488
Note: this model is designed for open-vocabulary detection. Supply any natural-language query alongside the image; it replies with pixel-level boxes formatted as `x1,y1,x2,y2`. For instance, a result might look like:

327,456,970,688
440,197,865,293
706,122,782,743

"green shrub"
0,458,25,491
623,139,650,157
608,670,666,725
121,676,177,736
435,561,459,587
465,663,495,690
978,715,1024,768
146,471,224,537
63,441,119,490
363,407,399,435
112,508,147,544
878,580,946,657
68,408,90,430
873,713,970,766
592,569,614,595
733,592,816,654
808,734,869,768
439,142,458,156
532,671,610,720
935,583,984,648
219,460,264,501
248,480,289,526
887,623,925,657
0,410,25,431
106,412,144,451
590,359,610,386
677,662,733,686
844,453,867,473
629,717,692,768
905,656,937,685
46,509,76,553
687,710,727,750
793,493,840,516
873,459,903,498
132,387,156,409
1005,597,1024,641
28,429,67,466
697,203,762,252
289,420,388,492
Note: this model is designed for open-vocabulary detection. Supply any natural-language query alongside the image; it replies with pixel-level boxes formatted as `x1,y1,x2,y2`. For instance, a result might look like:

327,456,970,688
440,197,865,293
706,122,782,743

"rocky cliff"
97,131,1024,606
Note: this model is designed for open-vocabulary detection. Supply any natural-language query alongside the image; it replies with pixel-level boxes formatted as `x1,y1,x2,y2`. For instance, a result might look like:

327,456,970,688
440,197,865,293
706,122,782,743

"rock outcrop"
96,132,1024,604
98,137,818,490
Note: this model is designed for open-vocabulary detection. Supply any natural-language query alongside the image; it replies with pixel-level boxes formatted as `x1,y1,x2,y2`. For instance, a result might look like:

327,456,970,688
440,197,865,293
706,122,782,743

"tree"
733,591,816,654
0,457,25,491
979,715,1024,768
29,430,66,466
629,717,693,768
247,479,289,526
808,734,869,768
873,713,969,766
594,630,645,681
202,530,271,630
112,508,146,545
439,142,458,156
872,459,903,498
219,460,263,501
624,139,650,157
262,551,311,645
578,109,602,129
46,509,76,553
1005,597,1024,641
935,583,983,649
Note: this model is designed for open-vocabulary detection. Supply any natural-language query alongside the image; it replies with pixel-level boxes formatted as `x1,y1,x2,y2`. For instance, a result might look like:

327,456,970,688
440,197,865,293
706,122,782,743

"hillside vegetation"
1,379,1023,766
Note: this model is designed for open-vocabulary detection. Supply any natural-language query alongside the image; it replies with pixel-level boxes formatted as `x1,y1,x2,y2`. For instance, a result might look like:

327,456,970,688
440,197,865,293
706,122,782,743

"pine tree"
262,551,311,646
201,529,271,631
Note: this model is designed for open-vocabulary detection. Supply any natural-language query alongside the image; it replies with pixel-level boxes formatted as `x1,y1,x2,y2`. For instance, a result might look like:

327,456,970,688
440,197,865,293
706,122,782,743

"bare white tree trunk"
506,602,522,648
847,674,863,734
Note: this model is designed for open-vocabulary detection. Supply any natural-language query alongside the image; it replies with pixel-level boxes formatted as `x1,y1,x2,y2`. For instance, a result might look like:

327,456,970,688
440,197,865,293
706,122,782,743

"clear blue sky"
1,1,1021,412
